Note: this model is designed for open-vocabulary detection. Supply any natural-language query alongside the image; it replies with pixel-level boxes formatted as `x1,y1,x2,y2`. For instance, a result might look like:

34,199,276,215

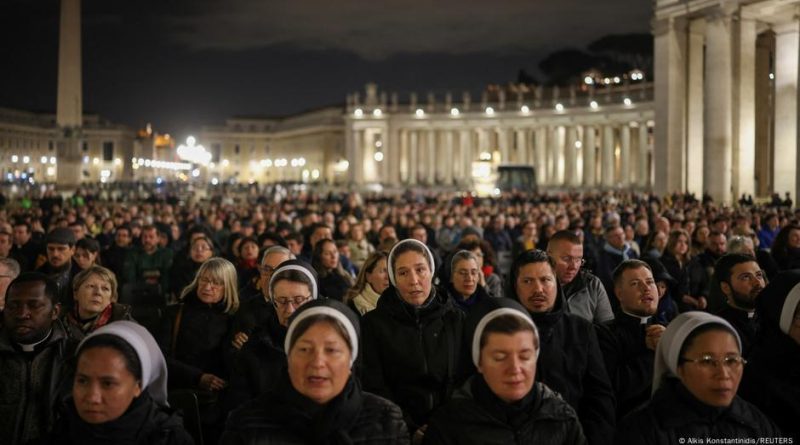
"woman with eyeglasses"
158,257,239,444
739,271,800,441
225,261,318,411
169,235,216,299
457,239,504,299
361,239,464,443
443,250,491,313
617,312,780,444
222,298,409,444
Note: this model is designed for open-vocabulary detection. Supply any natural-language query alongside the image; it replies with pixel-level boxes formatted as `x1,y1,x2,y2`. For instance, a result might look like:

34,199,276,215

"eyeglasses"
258,265,276,274
273,295,311,307
198,277,223,289
681,354,747,371
558,256,585,266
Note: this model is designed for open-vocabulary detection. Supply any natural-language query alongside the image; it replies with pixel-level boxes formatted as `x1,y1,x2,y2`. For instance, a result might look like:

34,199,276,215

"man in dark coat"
124,225,174,302
35,228,80,310
100,224,133,284
0,272,78,445
684,230,727,311
596,259,665,419
714,253,766,358
596,224,638,305
10,221,42,272
507,249,615,445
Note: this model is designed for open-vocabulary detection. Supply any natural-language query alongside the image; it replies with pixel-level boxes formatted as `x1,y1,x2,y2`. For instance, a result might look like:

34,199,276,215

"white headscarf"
780,282,800,335
651,312,741,395
387,239,436,286
78,321,169,406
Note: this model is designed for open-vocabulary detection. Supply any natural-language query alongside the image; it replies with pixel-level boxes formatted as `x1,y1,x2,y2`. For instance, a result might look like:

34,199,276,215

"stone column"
460,130,472,184
535,128,547,185
774,20,800,200
354,130,365,185
550,126,561,184
639,124,650,187
620,124,631,185
444,130,454,184
686,19,705,196
564,126,578,186
498,128,509,164
345,126,355,184
704,10,733,204
408,130,418,185
734,16,757,198
583,125,596,186
515,129,528,164
601,125,615,187
426,129,436,184
388,128,400,186
653,17,687,195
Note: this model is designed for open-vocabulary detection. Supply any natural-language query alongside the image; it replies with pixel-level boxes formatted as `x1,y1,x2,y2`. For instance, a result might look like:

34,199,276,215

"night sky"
1,0,652,138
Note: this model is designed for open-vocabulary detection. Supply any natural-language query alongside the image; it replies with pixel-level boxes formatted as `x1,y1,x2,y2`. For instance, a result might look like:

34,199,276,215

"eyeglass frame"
272,295,312,308
557,255,585,267
680,354,747,370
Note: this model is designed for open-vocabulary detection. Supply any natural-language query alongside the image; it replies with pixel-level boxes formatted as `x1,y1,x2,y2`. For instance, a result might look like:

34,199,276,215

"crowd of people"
0,184,798,444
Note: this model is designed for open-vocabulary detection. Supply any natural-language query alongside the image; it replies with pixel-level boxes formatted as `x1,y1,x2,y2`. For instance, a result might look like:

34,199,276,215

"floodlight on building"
575,140,583,149
211,177,219,185
334,159,350,172
47,167,55,176
84,156,90,164
603,78,611,85
11,155,18,163
373,109,382,117
249,160,258,170
450,108,460,116
415,108,425,117
177,136,212,165
50,157,56,165
144,160,151,167
555,103,564,112
520,105,530,113
485,107,495,116
311,169,320,179
354,108,364,117
41,156,48,163
192,169,200,177
375,140,383,148
222,159,230,167
302,169,310,180
584,76,594,85
590,101,599,109
479,151,492,161
613,76,621,84
114,158,122,166
22,156,30,164
623,97,633,106
209,162,216,168
93,157,100,165
260,159,272,168
138,158,145,166
769,73,775,80
290,159,298,167
374,152,384,162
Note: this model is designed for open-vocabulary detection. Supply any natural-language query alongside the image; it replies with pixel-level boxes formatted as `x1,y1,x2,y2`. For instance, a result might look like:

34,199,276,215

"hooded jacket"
360,286,464,433
0,319,78,445
507,275,615,445
561,270,614,323
739,271,800,441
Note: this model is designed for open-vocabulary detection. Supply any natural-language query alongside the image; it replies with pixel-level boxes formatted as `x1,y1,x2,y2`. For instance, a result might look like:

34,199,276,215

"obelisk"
56,0,83,190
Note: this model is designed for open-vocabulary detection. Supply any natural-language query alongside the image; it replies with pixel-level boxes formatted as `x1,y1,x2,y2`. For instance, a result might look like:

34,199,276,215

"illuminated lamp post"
176,136,212,182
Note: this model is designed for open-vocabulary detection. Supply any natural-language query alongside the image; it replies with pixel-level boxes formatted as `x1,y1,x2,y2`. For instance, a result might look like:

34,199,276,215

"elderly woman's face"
288,321,351,405
273,280,313,327
479,331,537,403
74,347,142,424
677,329,743,408
394,251,432,306
197,272,225,305
452,258,479,298
75,273,113,319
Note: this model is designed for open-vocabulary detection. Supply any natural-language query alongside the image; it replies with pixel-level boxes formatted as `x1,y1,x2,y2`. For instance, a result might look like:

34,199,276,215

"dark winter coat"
62,302,135,341
509,285,616,445
157,293,234,389
0,320,79,445
38,392,195,445
318,271,352,302
230,296,275,339
225,310,287,413
595,312,656,418
617,378,781,444
423,376,586,445
36,260,81,310
222,373,409,445
442,282,491,314
714,305,758,359
360,286,464,433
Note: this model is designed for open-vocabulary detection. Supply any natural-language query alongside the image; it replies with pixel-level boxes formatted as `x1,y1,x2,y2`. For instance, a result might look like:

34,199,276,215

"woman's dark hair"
288,314,352,353
771,224,800,269
76,237,100,254
78,334,143,382
479,314,538,352
677,323,739,365
311,239,353,286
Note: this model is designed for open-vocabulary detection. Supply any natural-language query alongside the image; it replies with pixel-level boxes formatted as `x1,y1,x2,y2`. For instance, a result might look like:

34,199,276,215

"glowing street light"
176,136,212,165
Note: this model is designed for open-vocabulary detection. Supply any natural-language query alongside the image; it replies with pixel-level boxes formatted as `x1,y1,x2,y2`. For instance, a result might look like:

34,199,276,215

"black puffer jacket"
595,312,656,419
222,375,409,445
38,393,195,445
0,320,78,445
230,296,274,339
617,378,781,444
157,292,234,389
360,286,464,433
423,377,586,445
508,284,615,445
225,309,287,413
